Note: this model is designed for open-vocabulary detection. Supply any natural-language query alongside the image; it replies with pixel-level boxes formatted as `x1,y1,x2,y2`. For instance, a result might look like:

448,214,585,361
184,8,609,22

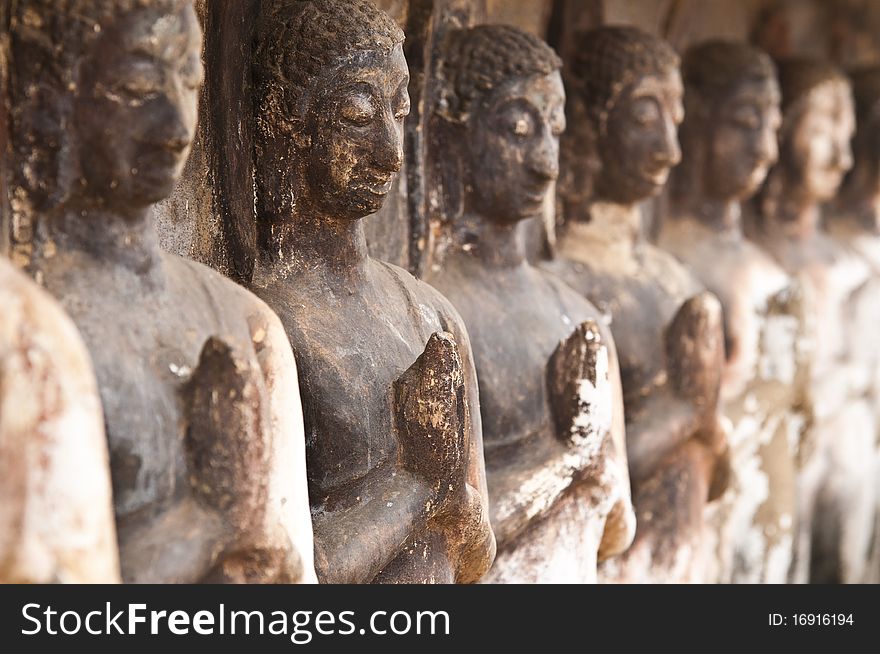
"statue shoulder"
539,263,601,312
643,243,704,298
165,254,295,355
539,254,600,299
167,254,278,315
0,260,95,380
375,260,470,340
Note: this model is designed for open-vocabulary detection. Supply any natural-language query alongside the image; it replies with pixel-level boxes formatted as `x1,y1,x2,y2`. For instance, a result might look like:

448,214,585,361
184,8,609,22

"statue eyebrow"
628,87,664,103
337,79,379,96
497,96,539,109
127,28,191,60
112,51,163,72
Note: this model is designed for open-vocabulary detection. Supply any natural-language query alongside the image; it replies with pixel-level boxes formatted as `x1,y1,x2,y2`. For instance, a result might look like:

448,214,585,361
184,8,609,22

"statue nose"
755,128,778,165
528,134,559,181
652,121,681,168
162,134,191,154
371,118,404,174
661,124,682,167
833,141,853,172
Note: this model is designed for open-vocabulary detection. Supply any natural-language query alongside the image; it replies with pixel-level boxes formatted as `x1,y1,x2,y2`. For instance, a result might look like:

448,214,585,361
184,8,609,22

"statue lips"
806,163,847,202
362,175,395,197
521,178,554,208
822,164,846,188
351,171,396,212
136,139,190,186
642,164,671,189
742,158,771,193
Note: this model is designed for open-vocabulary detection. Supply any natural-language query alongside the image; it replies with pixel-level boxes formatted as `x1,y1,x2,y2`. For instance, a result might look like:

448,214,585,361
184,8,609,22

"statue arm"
623,388,710,482
545,319,635,557
439,309,497,583
253,311,319,583
594,323,636,558
311,328,481,584
0,282,119,583
627,291,729,494
310,468,434,584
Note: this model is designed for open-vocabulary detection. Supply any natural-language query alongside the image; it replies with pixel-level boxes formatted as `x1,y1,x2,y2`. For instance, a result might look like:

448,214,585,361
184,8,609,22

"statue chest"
458,273,596,447
573,264,683,407
47,269,256,517
283,294,446,497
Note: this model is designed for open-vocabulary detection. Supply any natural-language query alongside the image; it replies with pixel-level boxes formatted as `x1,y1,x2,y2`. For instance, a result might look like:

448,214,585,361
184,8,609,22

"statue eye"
119,75,161,100
505,112,534,137
339,94,375,126
630,98,661,126
730,105,761,130
111,60,163,101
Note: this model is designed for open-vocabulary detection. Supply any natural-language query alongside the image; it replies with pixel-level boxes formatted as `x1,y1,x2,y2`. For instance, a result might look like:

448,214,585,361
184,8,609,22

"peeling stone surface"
0,257,119,583
746,58,873,583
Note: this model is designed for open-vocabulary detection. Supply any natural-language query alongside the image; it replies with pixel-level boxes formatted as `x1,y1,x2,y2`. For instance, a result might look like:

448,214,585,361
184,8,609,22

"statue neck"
761,169,823,242
766,197,821,242
47,203,162,273
260,197,372,289
455,213,528,270
672,138,742,238
684,195,742,238
568,200,644,260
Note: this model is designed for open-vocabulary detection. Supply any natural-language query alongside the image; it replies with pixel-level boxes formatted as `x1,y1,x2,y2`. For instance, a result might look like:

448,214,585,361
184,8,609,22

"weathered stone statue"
826,64,880,583
544,26,728,583
250,0,495,584
424,25,635,583
0,256,119,583
658,41,806,583
17,0,315,583
745,58,873,584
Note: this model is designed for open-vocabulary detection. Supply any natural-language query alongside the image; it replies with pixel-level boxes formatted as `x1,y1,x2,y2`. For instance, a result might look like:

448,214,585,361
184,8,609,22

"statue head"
12,0,202,215
565,26,683,207
439,25,564,225
838,65,880,216
767,58,854,206
674,40,780,204
253,0,408,235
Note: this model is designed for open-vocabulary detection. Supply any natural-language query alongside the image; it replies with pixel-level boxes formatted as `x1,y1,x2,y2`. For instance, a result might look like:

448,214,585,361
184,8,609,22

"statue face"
597,70,684,205
299,44,410,220
786,79,854,202
706,78,781,200
465,71,565,224
75,3,203,211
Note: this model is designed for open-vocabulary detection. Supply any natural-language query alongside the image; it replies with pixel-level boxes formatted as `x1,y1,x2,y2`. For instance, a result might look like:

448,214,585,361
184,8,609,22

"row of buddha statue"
2,0,878,585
